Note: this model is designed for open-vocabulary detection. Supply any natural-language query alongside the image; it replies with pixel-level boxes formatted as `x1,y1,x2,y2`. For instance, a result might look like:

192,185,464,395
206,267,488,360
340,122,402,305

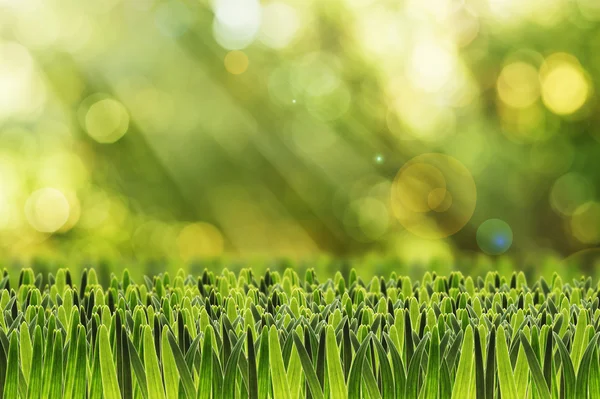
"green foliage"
2,266,600,398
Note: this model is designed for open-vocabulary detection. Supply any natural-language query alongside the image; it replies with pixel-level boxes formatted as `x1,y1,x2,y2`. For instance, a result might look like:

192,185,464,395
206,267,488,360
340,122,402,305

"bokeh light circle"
428,188,452,213
407,39,456,93
224,50,249,75
571,202,600,244
540,53,589,115
390,153,477,239
259,2,300,49
25,188,70,233
497,61,540,109
343,197,389,242
212,0,261,50
177,222,225,260
530,136,574,176
155,1,192,37
550,172,593,216
85,98,130,144
562,248,600,271
476,219,513,255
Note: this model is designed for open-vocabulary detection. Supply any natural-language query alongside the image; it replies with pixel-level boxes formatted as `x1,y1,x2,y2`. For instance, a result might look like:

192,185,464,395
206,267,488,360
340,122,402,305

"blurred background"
0,0,599,277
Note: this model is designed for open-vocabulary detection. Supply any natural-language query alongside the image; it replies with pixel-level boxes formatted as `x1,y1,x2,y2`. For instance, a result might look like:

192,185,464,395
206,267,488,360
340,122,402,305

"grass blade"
452,325,474,399
144,325,165,399
362,359,382,399
257,327,270,399
64,309,79,399
70,326,88,399
19,322,32,385
198,326,213,399
485,327,496,399
26,326,43,399
100,325,122,399
406,333,430,399
166,330,196,399
3,333,18,399
326,325,347,398
440,359,452,399
571,309,587,374
119,327,133,399
162,327,179,399
126,332,149,399
49,330,64,399
513,337,529,399
519,331,551,399
575,333,599,399
90,334,103,399
542,328,552,393
553,332,575,399
348,334,371,399
496,326,518,399
384,333,406,399
247,327,258,399
590,347,600,399
373,337,395,399
41,324,55,398
268,325,291,399
0,330,6,398
474,327,485,399
292,331,324,399
222,332,246,399
287,328,303,399
424,326,440,399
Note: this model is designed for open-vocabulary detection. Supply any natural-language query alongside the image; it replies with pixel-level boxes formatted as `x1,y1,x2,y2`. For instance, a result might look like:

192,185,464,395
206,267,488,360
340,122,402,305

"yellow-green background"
0,0,599,278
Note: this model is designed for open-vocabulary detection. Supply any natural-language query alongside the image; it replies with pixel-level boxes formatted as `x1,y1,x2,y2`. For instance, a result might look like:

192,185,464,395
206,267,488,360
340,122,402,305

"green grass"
0,266,598,398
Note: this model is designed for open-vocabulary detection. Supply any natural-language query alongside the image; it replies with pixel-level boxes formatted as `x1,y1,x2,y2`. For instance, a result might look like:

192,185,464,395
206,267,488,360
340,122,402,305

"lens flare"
562,248,600,271
25,188,70,233
476,219,513,255
550,173,593,217
390,153,476,239
224,50,249,75
571,202,600,244
497,61,540,109
177,222,225,260
259,2,300,49
540,53,589,116
84,98,130,144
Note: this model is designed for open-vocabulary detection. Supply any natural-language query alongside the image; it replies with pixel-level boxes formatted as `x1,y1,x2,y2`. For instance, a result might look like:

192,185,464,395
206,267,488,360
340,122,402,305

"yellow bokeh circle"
562,248,600,271
25,188,70,233
391,154,476,239
571,201,600,244
177,222,224,260
343,197,390,241
428,188,452,213
550,172,593,216
393,163,446,213
497,61,540,109
224,50,249,75
540,53,589,116
85,98,130,143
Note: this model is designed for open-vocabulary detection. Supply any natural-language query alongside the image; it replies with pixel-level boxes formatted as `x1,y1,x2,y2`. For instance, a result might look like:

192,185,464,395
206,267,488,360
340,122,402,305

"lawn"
0,266,595,398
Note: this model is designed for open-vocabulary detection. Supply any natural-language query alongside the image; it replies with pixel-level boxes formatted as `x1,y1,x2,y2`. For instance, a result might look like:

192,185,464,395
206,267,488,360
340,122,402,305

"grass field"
0,266,598,398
